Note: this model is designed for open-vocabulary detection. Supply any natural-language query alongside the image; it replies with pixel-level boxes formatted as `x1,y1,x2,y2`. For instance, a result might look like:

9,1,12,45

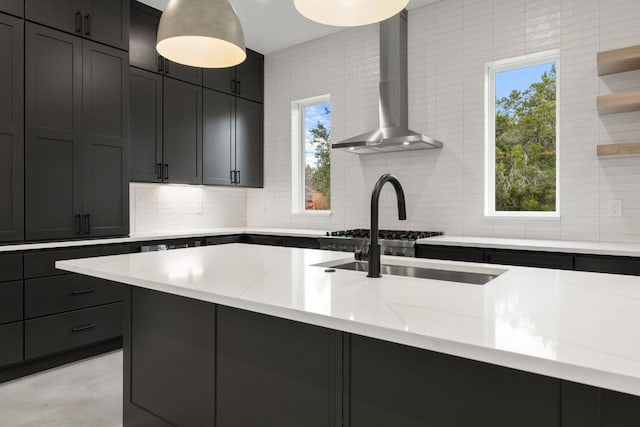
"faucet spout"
367,174,407,278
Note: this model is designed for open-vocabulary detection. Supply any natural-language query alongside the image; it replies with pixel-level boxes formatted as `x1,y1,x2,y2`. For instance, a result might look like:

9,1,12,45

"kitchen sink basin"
327,261,503,285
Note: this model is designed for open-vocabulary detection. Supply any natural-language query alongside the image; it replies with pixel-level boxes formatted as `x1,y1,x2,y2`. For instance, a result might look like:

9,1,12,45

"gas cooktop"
326,229,443,241
321,229,443,257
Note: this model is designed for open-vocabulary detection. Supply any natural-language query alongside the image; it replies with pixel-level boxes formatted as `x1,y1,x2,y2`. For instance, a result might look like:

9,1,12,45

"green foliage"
308,108,331,210
495,65,556,211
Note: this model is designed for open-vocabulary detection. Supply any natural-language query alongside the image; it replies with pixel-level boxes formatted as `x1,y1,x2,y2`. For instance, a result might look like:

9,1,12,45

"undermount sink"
325,261,504,285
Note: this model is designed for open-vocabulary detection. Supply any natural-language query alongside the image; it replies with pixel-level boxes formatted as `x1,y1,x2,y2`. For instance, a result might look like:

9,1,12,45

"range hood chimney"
332,10,443,154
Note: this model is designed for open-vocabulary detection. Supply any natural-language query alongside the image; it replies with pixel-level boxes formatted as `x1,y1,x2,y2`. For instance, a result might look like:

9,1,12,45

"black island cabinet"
122,286,640,427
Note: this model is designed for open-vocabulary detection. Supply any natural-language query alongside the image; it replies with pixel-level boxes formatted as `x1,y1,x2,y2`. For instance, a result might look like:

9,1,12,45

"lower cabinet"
0,322,23,367
216,306,341,427
574,254,640,276
25,302,123,360
348,334,560,427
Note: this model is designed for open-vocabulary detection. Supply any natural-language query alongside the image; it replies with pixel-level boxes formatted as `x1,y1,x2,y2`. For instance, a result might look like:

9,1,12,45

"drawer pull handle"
71,288,96,295
71,323,96,333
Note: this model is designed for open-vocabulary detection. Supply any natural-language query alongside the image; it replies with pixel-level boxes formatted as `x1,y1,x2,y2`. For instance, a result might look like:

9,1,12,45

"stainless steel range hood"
332,10,443,154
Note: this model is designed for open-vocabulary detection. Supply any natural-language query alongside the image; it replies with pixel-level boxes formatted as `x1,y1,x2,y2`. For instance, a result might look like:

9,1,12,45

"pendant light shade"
157,0,246,68
294,0,410,27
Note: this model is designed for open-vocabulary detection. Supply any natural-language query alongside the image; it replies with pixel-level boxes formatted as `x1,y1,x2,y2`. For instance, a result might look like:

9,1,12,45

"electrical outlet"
608,199,622,217
195,200,203,214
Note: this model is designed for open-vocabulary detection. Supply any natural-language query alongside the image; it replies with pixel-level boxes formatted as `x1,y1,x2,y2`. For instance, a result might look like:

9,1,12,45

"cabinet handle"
75,214,81,234
71,288,96,296
230,170,234,184
157,56,164,72
74,11,82,33
84,214,90,234
164,164,169,180
156,163,162,180
84,14,91,36
71,323,96,333
236,80,241,95
164,58,169,74
236,170,241,184
231,79,236,93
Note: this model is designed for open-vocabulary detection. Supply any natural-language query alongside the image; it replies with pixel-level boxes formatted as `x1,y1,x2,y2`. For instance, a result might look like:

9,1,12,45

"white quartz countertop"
56,244,640,397
416,235,640,257
0,228,329,253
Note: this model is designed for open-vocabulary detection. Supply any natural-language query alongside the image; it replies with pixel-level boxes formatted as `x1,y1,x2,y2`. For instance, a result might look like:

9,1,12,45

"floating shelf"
597,45,640,75
597,91,640,115
597,142,640,158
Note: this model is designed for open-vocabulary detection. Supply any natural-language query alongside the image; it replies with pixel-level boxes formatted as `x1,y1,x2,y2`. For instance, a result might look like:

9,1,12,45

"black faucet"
362,174,407,278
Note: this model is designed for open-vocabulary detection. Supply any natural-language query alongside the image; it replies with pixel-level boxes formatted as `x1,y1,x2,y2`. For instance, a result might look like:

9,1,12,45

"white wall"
129,183,247,234
246,0,640,243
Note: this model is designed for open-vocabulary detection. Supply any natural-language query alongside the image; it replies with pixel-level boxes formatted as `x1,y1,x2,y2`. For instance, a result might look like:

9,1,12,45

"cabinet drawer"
0,322,23,368
25,302,123,360
574,255,640,276
24,244,130,278
25,275,124,319
484,249,574,270
416,245,485,262
0,281,23,324
0,253,23,282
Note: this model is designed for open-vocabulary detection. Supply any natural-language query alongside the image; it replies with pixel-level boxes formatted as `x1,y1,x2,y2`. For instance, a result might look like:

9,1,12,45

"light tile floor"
0,350,122,427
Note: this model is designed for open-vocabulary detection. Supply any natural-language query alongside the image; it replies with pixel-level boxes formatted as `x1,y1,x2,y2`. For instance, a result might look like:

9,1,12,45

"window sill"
485,212,560,221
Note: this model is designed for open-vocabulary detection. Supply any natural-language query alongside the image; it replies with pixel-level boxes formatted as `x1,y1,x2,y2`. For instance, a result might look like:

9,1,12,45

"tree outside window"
486,53,559,217
303,102,331,211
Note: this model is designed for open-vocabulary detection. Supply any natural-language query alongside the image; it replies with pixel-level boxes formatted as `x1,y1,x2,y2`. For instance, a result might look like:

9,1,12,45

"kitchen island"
57,243,640,426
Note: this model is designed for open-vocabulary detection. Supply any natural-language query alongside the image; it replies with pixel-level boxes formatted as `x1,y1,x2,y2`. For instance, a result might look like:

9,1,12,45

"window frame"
291,94,332,215
484,50,560,219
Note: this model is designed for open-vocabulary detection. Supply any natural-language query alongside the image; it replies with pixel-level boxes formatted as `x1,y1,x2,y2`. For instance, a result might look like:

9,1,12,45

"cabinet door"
82,40,129,238
25,24,83,241
82,0,129,51
163,58,202,86
235,98,263,188
202,67,234,95
203,88,234,186
217,306,342,427
415,244,485,263
0,1,23,17
349,334,560,427
484,249,574,270
129,1,160,73
234,49,263,103
0,14,23,242
128,287,215,427
163,78,202,184
0,280,22,325
26,0,82,36
0,321,23,367
130,67,162,182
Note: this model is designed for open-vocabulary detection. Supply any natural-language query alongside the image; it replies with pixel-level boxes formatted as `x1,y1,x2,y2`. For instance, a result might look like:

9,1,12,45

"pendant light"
157,0,246,68
294,0,410,27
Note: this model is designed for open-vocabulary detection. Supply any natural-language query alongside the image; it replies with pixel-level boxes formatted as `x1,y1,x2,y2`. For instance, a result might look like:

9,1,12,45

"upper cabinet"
0,13,24,243
25,23,128,241
129,1,201,85
0,0,23,17
25,0,129,50
203,49,264,103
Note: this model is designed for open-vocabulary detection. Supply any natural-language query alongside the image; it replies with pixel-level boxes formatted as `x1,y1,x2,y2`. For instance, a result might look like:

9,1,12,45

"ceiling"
139,0,440,54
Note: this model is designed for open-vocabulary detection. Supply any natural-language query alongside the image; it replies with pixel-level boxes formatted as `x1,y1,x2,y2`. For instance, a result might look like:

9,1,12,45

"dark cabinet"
0,280,22,324
25,23,129,241
128,287,215,427
129,1,201,85
0,0,22,17
203,89,234,186
349,334,560,427
203,90,263,187
484,249,574,270
130,67,162,182
163,78,202,184
574,254,640,276
25,0,129,50
203,49,264,103
0,322,23,367
416,245,484,262
0,13,23,243
216,306,342,427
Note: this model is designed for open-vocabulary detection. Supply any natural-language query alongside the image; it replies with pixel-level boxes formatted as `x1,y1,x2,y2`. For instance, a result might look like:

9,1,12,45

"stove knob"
384,248,393,255
395,250,405,257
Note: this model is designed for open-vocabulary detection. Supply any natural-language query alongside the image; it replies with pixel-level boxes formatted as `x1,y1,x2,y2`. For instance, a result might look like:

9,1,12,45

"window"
292,95,331,213
485,51,559,218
